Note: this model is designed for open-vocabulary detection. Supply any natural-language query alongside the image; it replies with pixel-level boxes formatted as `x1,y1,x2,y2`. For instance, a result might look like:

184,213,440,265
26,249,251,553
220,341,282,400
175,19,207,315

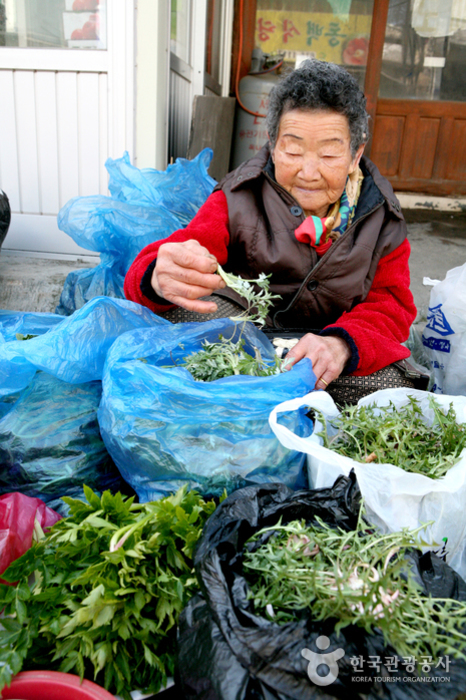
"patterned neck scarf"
294,166,364,257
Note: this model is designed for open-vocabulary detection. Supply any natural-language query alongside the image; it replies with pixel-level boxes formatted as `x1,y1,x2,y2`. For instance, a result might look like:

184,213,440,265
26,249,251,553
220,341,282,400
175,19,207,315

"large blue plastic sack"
0,297,170,396
98,319,316,501
56,150,216,315
0,372,128,516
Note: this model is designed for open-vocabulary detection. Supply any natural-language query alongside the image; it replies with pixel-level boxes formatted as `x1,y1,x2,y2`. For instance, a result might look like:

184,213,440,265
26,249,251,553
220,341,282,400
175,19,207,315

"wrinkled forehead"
276,108,352,143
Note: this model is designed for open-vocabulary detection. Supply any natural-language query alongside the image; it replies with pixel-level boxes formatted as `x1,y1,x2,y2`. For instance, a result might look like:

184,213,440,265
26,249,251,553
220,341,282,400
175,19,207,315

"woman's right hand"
151,239,226,313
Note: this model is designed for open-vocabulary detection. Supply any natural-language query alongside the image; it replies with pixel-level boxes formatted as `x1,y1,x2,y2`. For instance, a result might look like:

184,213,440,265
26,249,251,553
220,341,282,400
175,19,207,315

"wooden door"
371,100,466,195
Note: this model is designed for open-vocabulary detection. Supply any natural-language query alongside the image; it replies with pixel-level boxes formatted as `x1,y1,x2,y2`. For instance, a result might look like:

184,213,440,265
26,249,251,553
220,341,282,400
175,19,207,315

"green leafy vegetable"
177,266,286,382
0,486,216,699
182,335,284,382
217,265,281,326
317,395,466,478
15,333,38,341
244,514,466,663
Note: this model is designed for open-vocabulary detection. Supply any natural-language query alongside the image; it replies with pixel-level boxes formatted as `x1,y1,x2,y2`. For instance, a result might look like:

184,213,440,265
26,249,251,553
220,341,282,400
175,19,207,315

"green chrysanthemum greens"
182,335,283,382
0,486,216,700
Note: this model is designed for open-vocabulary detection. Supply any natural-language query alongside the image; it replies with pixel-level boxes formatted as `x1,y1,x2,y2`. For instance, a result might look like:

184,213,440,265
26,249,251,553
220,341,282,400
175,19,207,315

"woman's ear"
349,144,365,173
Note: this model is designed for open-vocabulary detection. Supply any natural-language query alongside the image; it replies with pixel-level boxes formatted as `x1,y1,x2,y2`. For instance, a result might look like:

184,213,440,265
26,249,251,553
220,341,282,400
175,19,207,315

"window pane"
379,0,466,101
171,0,191,64
255,0,374,91
0,0,107,49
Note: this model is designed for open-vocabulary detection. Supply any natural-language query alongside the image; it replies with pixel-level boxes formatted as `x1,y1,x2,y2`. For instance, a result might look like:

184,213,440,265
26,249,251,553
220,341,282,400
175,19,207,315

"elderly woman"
124,60,417,394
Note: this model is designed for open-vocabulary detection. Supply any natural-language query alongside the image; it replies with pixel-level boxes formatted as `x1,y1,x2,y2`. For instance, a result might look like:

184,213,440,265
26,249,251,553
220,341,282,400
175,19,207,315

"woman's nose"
299,154,320,180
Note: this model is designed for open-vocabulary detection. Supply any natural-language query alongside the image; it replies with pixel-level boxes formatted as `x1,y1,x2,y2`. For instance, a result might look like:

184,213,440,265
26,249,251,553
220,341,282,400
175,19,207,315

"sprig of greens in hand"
217,265,281,326
0,485,216,699
244,512,466,664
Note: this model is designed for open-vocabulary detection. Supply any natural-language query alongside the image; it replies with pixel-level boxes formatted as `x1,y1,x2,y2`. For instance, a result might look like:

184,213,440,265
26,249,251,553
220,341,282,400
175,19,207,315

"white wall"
135,0,170,170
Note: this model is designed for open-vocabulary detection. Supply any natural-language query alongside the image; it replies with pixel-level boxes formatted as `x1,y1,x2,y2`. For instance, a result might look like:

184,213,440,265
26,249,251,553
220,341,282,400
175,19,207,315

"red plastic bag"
0,493,61,580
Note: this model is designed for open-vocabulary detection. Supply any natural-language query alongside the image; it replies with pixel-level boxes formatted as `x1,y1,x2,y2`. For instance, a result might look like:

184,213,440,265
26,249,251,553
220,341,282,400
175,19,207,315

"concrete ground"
404,209,466,323
0,209,465,318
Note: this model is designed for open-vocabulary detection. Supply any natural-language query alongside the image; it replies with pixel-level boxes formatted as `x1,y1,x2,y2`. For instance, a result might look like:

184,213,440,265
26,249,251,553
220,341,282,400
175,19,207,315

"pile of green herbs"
318,395,466,478
0,485,216,699
179,265,286,382
243,513,466,662
181,335,283,381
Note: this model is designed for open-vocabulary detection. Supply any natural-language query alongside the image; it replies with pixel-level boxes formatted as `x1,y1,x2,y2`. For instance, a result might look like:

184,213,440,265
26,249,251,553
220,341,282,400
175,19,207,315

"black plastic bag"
0,189,10,249
177,474,466,699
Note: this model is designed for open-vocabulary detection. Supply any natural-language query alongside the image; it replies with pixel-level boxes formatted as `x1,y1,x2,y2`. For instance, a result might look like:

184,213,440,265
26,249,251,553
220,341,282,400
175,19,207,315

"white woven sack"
269,387,466,580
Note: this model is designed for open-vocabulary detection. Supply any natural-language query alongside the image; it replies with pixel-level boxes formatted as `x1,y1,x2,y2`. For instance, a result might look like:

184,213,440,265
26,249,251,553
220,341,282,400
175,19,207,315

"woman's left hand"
284,334,351,389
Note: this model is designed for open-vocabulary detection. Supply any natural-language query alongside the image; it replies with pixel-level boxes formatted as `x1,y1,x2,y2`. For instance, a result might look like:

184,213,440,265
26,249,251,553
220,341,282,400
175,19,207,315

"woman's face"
271,108,364,218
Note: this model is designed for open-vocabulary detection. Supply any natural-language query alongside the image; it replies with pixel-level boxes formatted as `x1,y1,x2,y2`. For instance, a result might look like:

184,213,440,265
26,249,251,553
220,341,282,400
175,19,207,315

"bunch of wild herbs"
217,265,281,326
318,395,466,478
0,485,216,699
182,335,283,382
244,514,466,662
179,266,286,382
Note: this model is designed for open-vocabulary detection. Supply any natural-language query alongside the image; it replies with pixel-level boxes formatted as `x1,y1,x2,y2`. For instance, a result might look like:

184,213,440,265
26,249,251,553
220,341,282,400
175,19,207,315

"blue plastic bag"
0,310,63,342
56,150,216,315
0,372,129,515
98,319,316,501
0,299,167,511
0,297,170,396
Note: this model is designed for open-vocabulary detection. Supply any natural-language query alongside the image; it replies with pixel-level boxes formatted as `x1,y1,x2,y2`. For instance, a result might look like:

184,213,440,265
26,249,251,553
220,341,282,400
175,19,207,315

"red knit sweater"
124,190,417,375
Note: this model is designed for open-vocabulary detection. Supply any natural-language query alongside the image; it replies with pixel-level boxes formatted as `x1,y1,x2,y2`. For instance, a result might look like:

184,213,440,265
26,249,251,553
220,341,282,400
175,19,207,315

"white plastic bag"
422,263,466,395
269,387,466,579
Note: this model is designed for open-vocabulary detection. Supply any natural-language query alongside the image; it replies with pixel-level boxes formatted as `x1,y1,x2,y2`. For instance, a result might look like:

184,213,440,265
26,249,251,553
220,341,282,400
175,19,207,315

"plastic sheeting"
178,475,466,700
0,310,63,342
0,298,171,512
98,318,316,501
56,150,216,315
0,492,60,580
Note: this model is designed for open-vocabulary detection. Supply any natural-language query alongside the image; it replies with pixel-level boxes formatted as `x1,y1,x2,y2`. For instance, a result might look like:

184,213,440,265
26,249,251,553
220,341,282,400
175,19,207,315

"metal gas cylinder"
230,71,281,170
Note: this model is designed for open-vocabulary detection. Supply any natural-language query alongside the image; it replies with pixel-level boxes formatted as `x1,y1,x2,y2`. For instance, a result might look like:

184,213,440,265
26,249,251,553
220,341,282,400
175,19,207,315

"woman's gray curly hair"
266,60,369,157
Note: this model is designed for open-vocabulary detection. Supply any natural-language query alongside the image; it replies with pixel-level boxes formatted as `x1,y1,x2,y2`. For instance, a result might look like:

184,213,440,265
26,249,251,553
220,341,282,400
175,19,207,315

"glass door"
379,0,466,101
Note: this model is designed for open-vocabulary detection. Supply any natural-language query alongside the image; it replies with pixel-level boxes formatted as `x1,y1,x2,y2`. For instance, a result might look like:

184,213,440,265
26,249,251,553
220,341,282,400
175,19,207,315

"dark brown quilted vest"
214,144,407,330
